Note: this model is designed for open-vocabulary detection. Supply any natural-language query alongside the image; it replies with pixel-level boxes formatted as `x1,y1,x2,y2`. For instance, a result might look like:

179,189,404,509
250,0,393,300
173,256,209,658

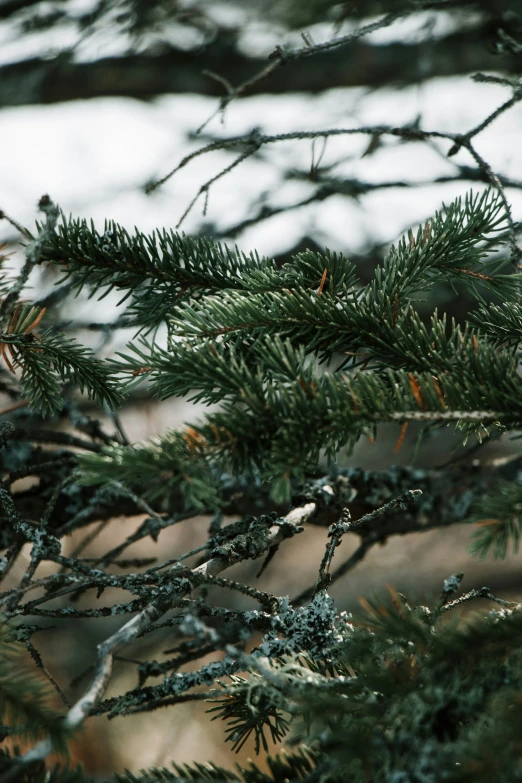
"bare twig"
146,124,455,196
314,490,422,595
16,499,317,767
440,586,519,613
195,11,405,135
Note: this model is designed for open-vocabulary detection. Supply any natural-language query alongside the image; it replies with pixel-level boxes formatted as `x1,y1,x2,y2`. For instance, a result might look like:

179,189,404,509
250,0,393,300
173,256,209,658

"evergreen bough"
1,4,522,783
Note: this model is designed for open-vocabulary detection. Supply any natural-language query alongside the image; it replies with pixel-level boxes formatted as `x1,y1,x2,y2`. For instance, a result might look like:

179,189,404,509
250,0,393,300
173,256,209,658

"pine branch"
207,674,291,754
35,215,271,331
0,298,123,417
79,334,522,502
0,13,520,778
468,299,522,346
466,479,522,559
14,327,123,417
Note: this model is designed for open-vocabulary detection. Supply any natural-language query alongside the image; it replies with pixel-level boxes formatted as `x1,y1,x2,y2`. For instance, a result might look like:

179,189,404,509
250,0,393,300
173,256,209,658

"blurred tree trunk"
0,19,520,107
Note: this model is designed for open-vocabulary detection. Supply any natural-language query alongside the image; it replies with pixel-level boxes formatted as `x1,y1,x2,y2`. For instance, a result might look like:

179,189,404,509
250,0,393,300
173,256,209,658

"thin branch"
17,499,317,766
462,138,522,267
440,586,519,613
175,143,261,228
313,490,422,597
24,639,71,707
146,124,455,194
293,537,376,607
195,11,406,134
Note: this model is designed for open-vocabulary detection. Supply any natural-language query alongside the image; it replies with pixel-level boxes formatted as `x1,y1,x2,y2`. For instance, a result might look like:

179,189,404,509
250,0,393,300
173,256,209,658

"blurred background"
1,0,522,777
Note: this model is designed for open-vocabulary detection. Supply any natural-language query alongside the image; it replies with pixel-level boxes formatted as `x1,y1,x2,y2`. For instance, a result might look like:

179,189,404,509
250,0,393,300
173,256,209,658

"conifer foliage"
1,2,522,782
